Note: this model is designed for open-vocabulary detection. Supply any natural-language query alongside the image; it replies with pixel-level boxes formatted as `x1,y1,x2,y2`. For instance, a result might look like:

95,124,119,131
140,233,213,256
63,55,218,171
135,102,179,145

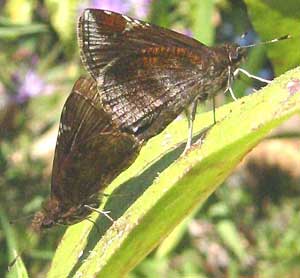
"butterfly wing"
78,8,207,79
51,76,141,205
78,9,213,140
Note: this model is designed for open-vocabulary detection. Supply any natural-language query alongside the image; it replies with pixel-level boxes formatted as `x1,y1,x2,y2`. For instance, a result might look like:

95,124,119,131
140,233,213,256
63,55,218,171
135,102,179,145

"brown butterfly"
33,8,285,230
77,8,247,150
32,76,141,230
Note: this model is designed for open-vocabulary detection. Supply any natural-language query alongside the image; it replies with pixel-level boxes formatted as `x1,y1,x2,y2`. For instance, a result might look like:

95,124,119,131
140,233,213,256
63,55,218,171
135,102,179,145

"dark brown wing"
78,8,207,79
51,76,141,205
78,9,212,140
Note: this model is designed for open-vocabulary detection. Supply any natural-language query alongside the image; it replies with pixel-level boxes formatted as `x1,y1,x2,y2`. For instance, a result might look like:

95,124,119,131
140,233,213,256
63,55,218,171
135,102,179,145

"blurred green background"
0,0,300,277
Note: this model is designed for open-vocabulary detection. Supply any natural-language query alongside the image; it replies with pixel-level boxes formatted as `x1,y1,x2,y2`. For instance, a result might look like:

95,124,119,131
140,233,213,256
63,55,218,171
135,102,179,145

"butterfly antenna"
232,35,291,86
238,34,291,50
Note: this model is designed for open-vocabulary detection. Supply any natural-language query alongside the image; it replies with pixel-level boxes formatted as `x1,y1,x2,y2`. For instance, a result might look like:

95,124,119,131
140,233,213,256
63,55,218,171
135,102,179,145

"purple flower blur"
0,82,8,110
90,0,130,14
89,0,151,19
183,29,193,38
12,70,53,104
130,0,151,19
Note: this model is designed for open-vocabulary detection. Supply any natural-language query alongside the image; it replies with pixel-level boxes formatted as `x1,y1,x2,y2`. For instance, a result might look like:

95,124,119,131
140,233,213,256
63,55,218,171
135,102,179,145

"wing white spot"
104,10,112,15
133,19,141,26
62,125,71,131
122,15,132,22
86,11,97,23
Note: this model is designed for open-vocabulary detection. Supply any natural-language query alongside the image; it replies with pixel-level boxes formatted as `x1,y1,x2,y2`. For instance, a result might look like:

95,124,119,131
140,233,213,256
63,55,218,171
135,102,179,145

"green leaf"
217,220,247,261
150,0,175,27
190,0,215,45
155,213,192,258
45,0,79,55
244,0,300,74
0,23,48,39
0,206,29,278
4,0,35,24
47,67,300,278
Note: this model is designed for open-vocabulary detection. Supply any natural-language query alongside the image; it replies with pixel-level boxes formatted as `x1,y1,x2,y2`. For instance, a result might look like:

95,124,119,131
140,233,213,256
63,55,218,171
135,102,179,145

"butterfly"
32,76,141,230
77,8,247,150
33,8,281,230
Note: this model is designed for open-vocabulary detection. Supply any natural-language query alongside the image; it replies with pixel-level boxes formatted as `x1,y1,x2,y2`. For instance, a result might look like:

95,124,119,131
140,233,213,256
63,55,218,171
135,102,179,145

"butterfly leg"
234,68,271,84
84,205,114,222
182,98,198,155
212,97,216,124
224,66,238,101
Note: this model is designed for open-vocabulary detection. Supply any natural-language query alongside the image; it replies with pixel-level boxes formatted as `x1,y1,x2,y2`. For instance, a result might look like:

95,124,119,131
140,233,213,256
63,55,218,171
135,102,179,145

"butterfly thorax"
32,196,100,231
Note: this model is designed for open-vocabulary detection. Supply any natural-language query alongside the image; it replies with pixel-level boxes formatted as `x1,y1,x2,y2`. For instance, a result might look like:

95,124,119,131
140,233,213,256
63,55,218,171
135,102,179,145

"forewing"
78,9,211,138
78,8,207,80
51,76,140,204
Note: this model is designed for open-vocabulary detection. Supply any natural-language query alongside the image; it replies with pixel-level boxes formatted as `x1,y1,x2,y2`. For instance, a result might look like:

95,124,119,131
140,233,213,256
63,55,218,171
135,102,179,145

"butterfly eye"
229,46,247,64
229,49,240,62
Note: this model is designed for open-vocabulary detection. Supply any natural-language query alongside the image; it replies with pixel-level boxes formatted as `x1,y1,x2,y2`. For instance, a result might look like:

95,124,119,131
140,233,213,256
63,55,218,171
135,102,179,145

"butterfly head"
211,43,247,77
32,198,74,231
32,196,101,231
32,211,54,231
31,198,61,231
225,43,247,68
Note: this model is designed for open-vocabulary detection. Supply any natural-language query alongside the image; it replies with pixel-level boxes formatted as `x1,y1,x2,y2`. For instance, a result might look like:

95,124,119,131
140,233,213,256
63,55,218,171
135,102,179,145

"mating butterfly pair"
32,8,246,230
